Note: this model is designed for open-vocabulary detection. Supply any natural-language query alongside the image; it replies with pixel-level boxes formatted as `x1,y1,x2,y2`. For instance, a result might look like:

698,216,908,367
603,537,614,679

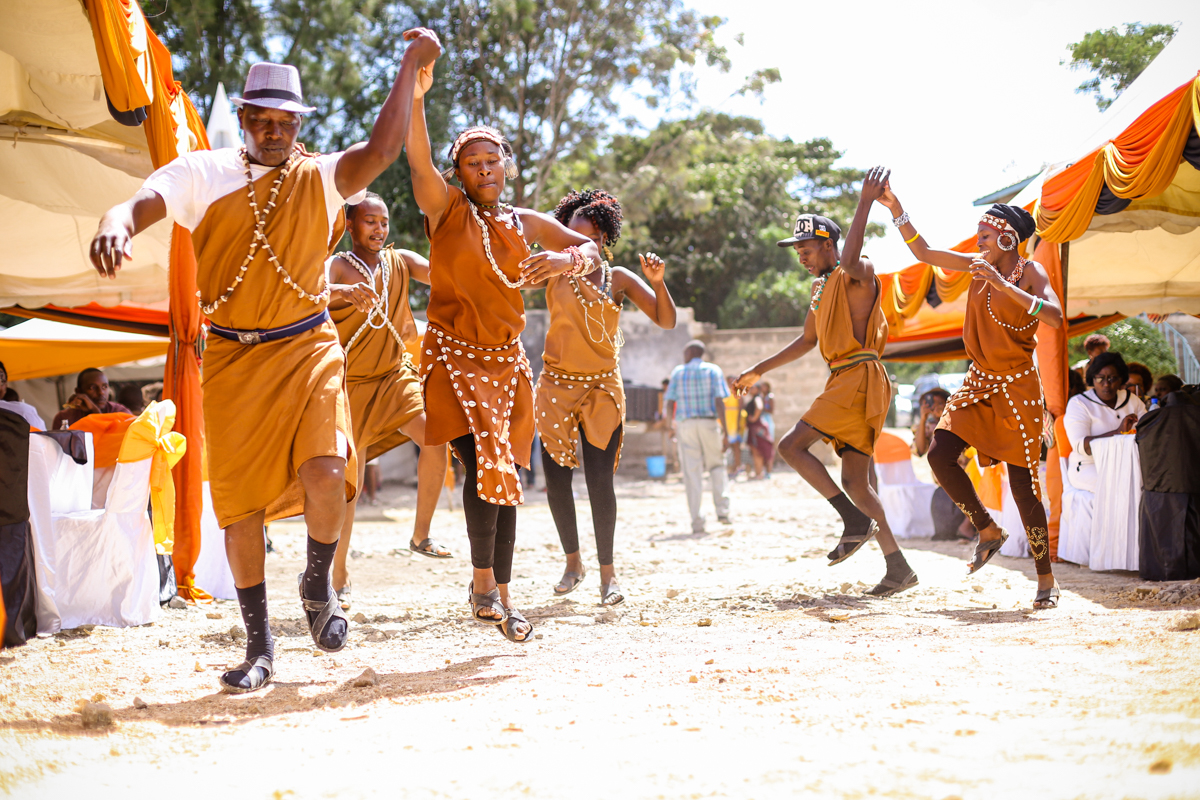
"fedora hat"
231,63,316,114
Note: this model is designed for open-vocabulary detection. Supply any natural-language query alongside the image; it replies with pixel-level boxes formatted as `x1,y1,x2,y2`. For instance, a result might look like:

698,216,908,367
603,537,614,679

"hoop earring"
998,231,1018,251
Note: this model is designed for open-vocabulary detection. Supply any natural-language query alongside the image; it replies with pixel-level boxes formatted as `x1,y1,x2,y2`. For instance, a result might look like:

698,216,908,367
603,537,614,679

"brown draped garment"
937,272,1045,499
535,269,625,469
195,155,356,527
801,267,891,457
419,186,534,506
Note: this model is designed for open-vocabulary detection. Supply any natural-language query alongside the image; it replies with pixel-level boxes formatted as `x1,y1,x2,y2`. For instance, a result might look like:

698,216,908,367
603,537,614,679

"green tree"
1069,318,1177,377
717,269,811,329
559,112,882,325
1064,22,1178,111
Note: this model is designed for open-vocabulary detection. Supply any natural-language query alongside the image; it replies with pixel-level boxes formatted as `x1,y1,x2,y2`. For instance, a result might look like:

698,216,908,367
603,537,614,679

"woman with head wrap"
879,186,1066,609
539,189,677,606
405,70,602,642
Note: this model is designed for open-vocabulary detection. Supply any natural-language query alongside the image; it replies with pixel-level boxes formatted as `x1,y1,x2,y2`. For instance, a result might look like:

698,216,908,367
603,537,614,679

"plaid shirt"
665,358,729,420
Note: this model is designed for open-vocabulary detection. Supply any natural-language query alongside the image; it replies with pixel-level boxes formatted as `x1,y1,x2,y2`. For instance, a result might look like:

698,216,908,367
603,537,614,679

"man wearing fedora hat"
89,28,442,693
734,167,917,598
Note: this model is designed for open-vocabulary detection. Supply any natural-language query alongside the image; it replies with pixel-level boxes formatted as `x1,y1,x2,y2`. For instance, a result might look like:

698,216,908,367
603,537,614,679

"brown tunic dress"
419,186,535,506
334,246,425,462
937,271,1045,498
535,267,625,469
193,155,356,527
801,267,891,457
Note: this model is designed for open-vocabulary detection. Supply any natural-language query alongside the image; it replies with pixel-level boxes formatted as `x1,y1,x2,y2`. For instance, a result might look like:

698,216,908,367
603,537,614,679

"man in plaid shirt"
665,340,731,533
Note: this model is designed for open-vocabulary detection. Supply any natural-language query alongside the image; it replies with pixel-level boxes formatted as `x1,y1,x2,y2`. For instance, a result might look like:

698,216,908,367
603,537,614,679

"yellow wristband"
904,231,921,245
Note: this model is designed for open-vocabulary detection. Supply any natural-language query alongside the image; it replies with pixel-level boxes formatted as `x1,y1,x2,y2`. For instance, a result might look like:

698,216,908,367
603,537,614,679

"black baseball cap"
777,213,841,247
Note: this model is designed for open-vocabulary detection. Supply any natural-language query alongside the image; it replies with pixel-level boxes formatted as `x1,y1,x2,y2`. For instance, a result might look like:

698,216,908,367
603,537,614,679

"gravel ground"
2,468,1199,799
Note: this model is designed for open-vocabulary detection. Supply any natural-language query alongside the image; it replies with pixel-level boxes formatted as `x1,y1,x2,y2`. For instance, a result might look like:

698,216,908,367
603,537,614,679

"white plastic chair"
874,457,937,538
192,481,238,601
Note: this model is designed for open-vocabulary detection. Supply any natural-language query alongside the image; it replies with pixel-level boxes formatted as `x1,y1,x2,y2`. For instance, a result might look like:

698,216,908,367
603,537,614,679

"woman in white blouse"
1063,352,1148,492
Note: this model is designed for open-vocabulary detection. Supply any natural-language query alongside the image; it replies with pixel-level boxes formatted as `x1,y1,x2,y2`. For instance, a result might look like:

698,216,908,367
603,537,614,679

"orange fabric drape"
1036,74,1200,242
1032,240,1067,558
69,413,136,469
85,0,212,601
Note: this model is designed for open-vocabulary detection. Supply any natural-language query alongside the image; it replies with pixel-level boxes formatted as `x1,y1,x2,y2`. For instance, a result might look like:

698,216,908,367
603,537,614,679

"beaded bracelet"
892,212,910,228
563,246,593,277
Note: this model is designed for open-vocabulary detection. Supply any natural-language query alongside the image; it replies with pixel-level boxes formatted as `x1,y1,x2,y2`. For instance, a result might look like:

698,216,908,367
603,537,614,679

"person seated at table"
50,367,132,431
1073,333,1110,372
116,383,147,416
911,387,949,457
1151,374,1184,403
0,361,46,429
1125,362,1153,399
1062,352,1147,493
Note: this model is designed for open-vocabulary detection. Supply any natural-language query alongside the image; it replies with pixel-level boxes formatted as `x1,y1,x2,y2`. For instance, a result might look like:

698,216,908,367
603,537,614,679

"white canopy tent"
1031,23,1200,318
0,0,175,309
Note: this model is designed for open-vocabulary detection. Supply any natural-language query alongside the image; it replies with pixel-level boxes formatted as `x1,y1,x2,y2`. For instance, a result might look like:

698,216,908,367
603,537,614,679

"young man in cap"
735,167,917,597
88,29,442,693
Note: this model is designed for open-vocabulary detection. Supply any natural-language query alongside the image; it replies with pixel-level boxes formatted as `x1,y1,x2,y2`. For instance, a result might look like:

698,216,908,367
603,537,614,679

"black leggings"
928,429,1052,575
452,434,517,584
542,425,621,566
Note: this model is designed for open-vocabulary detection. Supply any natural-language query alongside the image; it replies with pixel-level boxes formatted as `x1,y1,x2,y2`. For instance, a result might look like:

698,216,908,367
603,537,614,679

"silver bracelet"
892,212,910,228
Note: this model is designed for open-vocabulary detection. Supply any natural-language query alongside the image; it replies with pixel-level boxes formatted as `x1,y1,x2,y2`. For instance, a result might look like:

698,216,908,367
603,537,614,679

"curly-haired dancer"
880,180,1065,609
539,190,677,605
406,70,601,641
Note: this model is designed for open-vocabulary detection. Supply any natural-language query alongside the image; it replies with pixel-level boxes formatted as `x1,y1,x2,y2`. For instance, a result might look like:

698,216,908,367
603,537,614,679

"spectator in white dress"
1063,352,1147,493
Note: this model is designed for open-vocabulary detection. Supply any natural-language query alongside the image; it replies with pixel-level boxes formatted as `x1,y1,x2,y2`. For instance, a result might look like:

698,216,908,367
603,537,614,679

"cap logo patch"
795,216,813,236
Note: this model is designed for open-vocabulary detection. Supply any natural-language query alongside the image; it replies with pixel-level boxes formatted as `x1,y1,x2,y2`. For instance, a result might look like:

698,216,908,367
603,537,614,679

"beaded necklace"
984,257,1037,332
468,200,526,289
339,250,405,351
568,261,624,356
198,147,329,315
810,265,838,312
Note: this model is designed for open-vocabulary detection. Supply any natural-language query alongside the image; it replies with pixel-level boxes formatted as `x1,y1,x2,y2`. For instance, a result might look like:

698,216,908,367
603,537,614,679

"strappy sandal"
600,581,625,606
554,570,586,596
218,654,275,695
336,581,352,611
497,608,533,643
1033,581,1060,609
409,538,453,559
297,574,350,653
865,569,919,598
468,581,508,625
967,529,1010,575
827,520,879,566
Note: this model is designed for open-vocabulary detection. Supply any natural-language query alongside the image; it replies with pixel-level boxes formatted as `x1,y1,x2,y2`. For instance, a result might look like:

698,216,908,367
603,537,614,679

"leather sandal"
297,573,350,653
468,580,508,625
410,538,453,559
218,654,275,694
828,520,879,566
554,570,586,596
968,529,1009,575
497,608,533,643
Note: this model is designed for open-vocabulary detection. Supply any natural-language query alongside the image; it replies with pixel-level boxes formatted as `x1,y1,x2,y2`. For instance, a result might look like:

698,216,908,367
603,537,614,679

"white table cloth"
192,481,238,601
1089,435,1141,571
874,460,937,538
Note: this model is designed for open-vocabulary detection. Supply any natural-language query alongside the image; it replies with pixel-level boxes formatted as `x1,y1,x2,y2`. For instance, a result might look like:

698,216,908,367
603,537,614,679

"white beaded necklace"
198,147,328,315
469,200,526,289
985,257,1036,332
339,250,405,352
568,260,624,356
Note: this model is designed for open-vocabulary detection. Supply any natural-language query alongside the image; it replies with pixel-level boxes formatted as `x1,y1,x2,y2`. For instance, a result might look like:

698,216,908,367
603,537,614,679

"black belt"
208,309,329,345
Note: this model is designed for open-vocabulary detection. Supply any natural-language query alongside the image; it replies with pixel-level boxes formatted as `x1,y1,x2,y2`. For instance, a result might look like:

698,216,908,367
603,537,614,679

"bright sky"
683,0,1195,272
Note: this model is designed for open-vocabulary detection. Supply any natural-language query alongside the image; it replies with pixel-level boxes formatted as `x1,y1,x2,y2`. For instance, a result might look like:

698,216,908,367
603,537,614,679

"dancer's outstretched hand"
333,283,380,313
402,28,442,68
519,250,574,283
733,370,760,396
861,166,891,204
879,179,899,211
639,253,665,284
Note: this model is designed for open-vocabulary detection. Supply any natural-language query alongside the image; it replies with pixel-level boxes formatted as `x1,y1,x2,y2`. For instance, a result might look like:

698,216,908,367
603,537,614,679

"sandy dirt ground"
3,466,1199,799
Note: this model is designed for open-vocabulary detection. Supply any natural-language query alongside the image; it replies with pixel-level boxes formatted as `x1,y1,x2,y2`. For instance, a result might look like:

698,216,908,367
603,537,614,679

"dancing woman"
540,190,677,605
880,185,1065,608
406,83,601,641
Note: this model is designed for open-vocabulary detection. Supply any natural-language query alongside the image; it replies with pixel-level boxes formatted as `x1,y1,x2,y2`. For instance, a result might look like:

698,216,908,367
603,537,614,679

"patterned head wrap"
445,126,518,180
979,203,1036,242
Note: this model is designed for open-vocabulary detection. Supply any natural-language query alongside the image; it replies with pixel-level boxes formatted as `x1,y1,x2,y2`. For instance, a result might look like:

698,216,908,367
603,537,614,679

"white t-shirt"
142,148,367,238
0,400,46,430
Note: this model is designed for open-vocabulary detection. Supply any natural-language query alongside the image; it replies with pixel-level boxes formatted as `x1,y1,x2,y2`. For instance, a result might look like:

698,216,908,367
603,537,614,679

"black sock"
303,536,346,650
225,581,274,689
884,549,911,576
828,492,871,532
304,536,337,602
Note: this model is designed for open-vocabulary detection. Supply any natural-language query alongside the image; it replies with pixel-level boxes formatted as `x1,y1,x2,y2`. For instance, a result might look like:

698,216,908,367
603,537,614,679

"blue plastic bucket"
646,455,666,478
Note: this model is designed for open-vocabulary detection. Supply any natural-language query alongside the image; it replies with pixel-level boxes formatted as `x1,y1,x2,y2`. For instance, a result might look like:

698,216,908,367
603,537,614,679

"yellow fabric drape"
1036,76,1200,242
117,401,187,555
